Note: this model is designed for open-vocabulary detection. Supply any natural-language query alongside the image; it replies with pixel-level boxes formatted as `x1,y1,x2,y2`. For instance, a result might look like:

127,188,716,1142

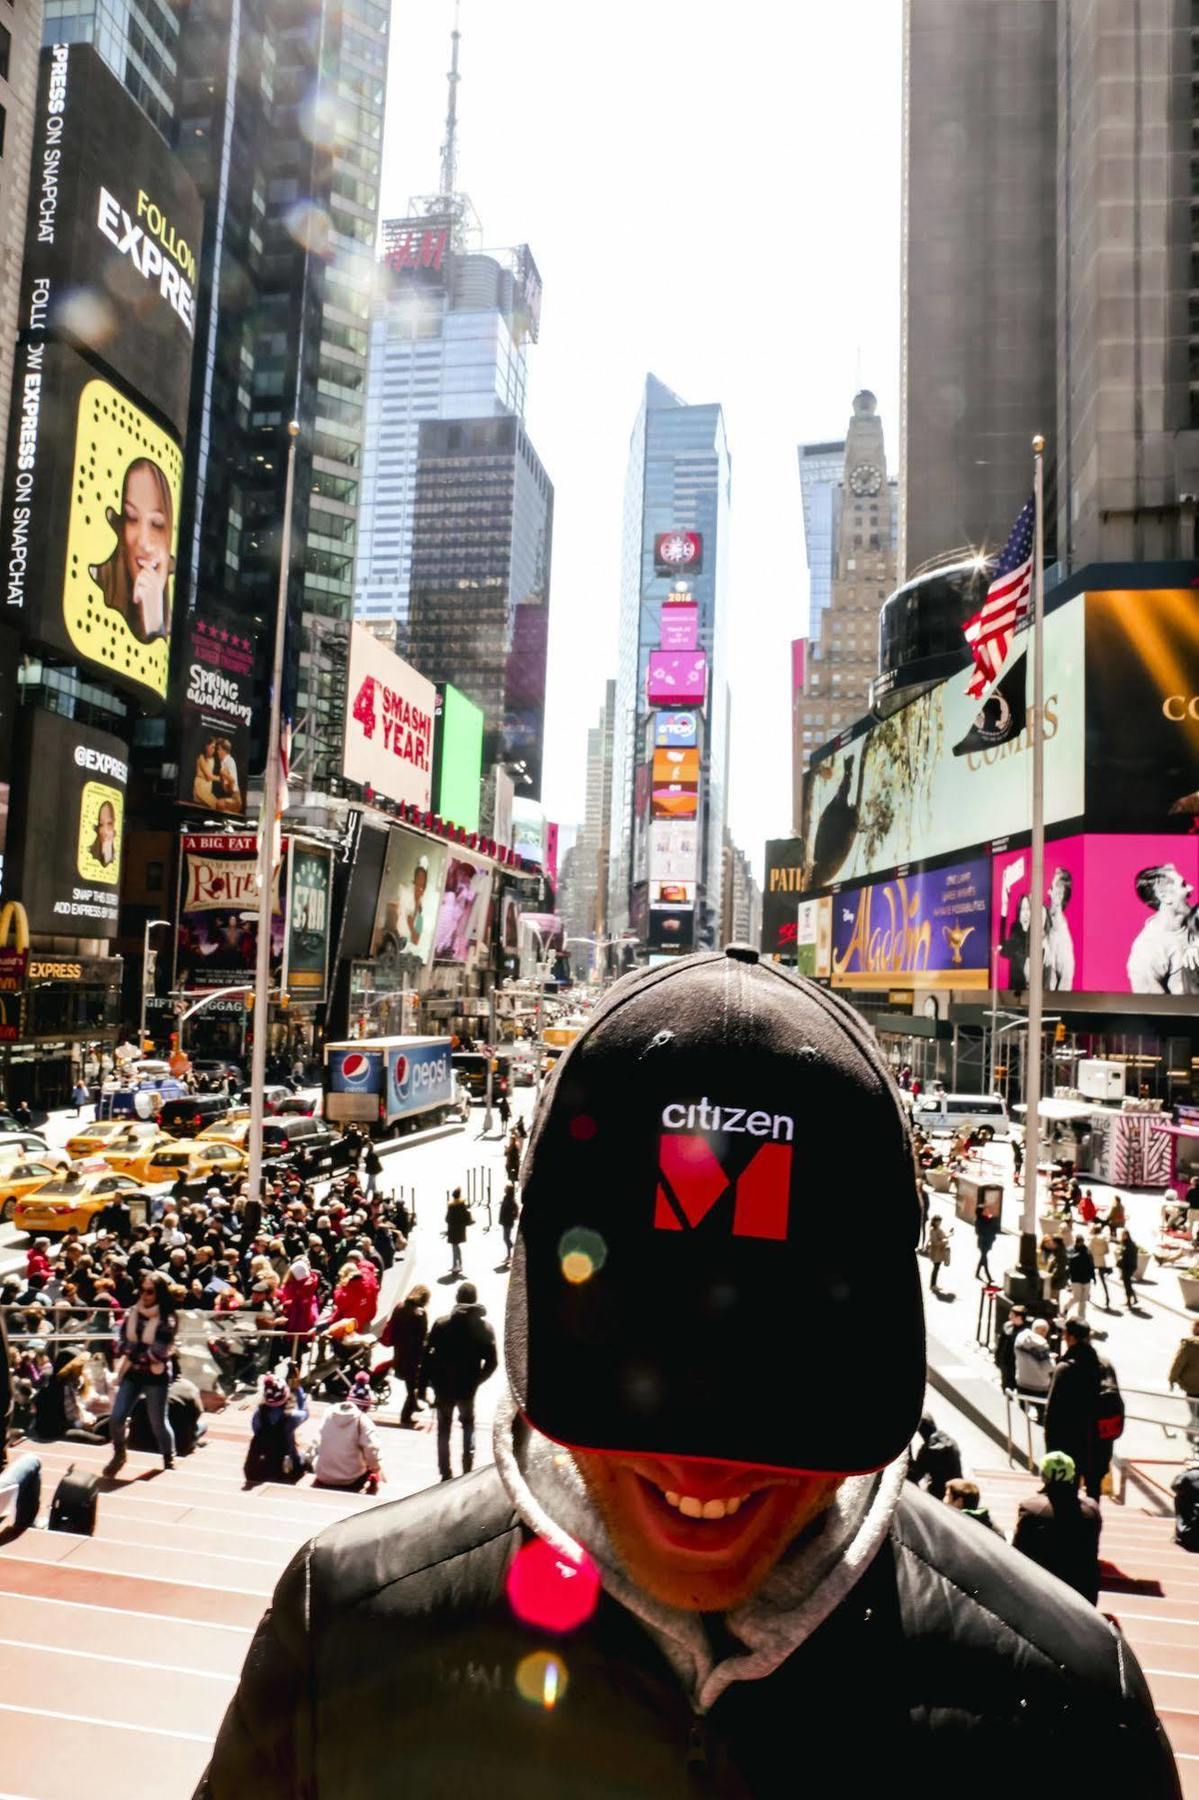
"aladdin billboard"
801,596,1085,889
992,833,1199,997
831,857,991,992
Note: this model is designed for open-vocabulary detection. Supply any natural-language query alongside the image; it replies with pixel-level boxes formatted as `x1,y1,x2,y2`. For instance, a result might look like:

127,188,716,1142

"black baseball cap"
506,946,925,1474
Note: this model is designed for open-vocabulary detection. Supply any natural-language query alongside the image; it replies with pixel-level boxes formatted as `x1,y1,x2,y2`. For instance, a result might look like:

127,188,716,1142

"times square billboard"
1,45,202,706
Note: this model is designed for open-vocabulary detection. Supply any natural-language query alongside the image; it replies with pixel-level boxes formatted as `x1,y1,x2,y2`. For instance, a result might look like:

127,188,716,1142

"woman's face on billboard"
122,465,170,587
96,802,116,848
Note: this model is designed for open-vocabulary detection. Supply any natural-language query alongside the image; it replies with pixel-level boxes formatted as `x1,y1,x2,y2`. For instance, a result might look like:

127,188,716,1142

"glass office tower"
42,0,178,134
611,374,731,949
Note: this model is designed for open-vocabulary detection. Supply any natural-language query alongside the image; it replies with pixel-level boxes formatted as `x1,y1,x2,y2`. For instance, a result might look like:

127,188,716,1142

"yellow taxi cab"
197,1116,252,1152
0,1158,68,1225
133,1139,250,1191
98,1128,179,1180
13,1166,160,1235
64,1119,162,1162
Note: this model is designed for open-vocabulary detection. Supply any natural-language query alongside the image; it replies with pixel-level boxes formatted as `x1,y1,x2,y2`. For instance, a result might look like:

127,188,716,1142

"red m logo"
654,1134,791,1241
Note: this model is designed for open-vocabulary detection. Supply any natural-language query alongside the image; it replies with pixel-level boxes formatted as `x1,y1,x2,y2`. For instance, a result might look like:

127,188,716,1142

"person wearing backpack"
1045,1320,1123,1500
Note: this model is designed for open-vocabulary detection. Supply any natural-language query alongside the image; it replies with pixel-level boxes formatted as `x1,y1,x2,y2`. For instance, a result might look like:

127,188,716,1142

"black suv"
262,1116,346,1179
157,1095,235,1137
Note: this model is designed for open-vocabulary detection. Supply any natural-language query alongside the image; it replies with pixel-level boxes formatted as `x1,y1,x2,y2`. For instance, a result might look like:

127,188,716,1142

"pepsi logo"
339,1052,373,1089
392,1055,409,1093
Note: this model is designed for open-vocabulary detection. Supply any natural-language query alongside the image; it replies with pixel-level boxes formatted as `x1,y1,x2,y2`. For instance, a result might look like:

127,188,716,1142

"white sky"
380,1,903,879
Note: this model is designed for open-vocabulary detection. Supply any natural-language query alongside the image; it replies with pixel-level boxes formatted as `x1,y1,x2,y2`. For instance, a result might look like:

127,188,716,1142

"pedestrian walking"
71,1079,89,1116
907,1413,962,1500
420,1281,497,1482
1063,1237,1095,1324
498,1182,520,1264
445,1187,471,1277
1013,1451,1103,1605
202,949,1178,1798
381,1285,429,1427
104,1271,179,1474
1088,1223,1112,1308
1014,1317,1054,1422
1168,1319,1199,1448
1117,1228,1139,1310
496,1089,511,1131
1045,1234,1069,1307
14,1099,31,1131
927,1214,950,1291
1106,1194,1127,1234
1045,1319,1123,1500
995,1303,1026,1393
362,1142,383,1199
504,1132,521,1184
974,1207,1000,1283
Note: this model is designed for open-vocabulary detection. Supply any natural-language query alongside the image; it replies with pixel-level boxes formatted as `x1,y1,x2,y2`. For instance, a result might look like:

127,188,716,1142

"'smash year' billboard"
343,624,436,810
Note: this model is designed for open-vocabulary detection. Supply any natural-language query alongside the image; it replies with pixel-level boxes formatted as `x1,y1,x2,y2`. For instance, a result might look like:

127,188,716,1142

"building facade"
353,224,538,644
403,414,553,799
794,392,896,774
720,835,761,949
611,375,731,950
0,0,43,500
798,438,844,641
43,0,177,132
173,0,389,792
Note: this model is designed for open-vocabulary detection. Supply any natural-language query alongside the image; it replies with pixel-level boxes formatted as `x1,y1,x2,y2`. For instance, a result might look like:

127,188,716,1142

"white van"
911,1092,1011,1139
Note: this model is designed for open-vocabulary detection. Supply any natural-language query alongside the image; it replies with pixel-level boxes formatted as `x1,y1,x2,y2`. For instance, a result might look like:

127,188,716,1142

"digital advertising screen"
178,610,255,814
370,827,447,971
2,343,183,703
761,836,806,958
432,856,492,963
433,681,484,834
650,879,695,907
648,905,695,951
175,832,284,992
649,820,699,883
652,746,700,786
831,857,991,992
511,798,546,866
653,531,703,577
795,896,832,978
991,833,1199,997
284,843,332,1002
654,711,699,749
19,44,203,437
652,785,698,821
5,710,128,936
1084,589,1199,835
801,595,1085,889
647,650,707,708
660,600,698,652
343,624,436,811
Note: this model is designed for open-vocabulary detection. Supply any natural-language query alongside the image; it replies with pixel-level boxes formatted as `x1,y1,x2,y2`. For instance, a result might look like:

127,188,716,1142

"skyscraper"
43,0,178,133
798,439,845,639
901,0,1197,580
794,392,896,773
173,0,389,789
354,223,539,641
403,413,553,797
611,374,731,949
557,679,616,970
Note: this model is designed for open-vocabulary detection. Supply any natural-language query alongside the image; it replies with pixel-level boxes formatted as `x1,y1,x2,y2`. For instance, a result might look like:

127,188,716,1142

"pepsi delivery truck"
324,1036,458,1137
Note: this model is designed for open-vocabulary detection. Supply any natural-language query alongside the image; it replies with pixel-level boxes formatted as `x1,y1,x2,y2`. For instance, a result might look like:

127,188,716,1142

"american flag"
963,496,1035,699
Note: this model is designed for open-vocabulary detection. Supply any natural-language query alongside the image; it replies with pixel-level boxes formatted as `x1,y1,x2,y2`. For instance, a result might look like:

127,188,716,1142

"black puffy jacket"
420,1302,497,1403
197,1468,1179,1799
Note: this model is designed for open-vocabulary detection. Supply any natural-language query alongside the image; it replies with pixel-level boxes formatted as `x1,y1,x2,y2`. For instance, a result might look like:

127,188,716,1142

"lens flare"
506,1537,600,1634
515,1650,569,1710
558,1227,606,1285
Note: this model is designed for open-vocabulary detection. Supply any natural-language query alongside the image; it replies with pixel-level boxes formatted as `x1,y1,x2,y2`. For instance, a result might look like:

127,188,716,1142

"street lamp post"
139,920,171,1052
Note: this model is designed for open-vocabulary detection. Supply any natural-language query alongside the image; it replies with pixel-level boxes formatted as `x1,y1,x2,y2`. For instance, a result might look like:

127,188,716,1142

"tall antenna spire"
438,0,462,203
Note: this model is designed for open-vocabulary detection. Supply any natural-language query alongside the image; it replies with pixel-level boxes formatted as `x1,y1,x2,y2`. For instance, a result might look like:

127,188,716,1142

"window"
0,25,9,83
0,103,6,159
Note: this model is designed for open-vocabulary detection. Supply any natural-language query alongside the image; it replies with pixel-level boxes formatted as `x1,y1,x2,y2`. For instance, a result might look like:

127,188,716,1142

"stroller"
307,1320,393,1406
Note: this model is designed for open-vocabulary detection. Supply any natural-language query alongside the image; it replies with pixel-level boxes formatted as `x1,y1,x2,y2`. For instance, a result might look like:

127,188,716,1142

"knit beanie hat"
262,1374,289,1409
506,947,924,1475
349,1372,373,1412
1040,1450,1077,1485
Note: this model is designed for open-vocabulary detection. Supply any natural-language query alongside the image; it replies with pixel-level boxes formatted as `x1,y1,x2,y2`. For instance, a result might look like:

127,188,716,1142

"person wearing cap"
313,1384,381,1493
1013,1452,1103,1604
200,949,1179,1798
1046,1320,1124,1500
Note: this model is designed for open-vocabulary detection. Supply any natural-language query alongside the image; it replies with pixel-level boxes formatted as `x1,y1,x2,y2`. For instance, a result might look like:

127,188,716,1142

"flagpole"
247,420,299,1209
1020,433,1047,1277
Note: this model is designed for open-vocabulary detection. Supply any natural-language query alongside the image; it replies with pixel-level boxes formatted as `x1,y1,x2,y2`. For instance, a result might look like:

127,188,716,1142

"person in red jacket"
25,1239,52,1282
280,1257,322,1364
330,1261,377,1335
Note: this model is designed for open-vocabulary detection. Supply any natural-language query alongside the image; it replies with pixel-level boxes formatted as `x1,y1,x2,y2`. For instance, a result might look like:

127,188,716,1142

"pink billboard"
647,649,707,707
660,601,698,651
991,835,1199,996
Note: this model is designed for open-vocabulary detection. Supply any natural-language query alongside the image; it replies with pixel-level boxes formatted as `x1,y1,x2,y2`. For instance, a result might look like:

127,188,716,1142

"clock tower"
792,390,897,826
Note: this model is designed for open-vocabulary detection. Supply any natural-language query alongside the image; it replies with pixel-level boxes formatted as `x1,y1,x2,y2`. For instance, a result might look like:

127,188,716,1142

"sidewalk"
922,1144,1197,1481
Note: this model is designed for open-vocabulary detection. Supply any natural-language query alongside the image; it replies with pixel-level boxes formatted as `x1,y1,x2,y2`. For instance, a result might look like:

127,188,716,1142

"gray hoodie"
493,1389,907,1715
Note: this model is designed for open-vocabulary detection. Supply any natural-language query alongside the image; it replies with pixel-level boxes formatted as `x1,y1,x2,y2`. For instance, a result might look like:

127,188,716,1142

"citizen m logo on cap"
655,1101,794,1241
507,946,925,1475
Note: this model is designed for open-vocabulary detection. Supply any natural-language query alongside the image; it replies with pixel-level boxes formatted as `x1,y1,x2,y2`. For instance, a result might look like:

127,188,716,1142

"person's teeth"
659,1489,753,1518
678,1495,703,1518
665,1490,680,1509
701,1498,727,1519
725,1496,742,1516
